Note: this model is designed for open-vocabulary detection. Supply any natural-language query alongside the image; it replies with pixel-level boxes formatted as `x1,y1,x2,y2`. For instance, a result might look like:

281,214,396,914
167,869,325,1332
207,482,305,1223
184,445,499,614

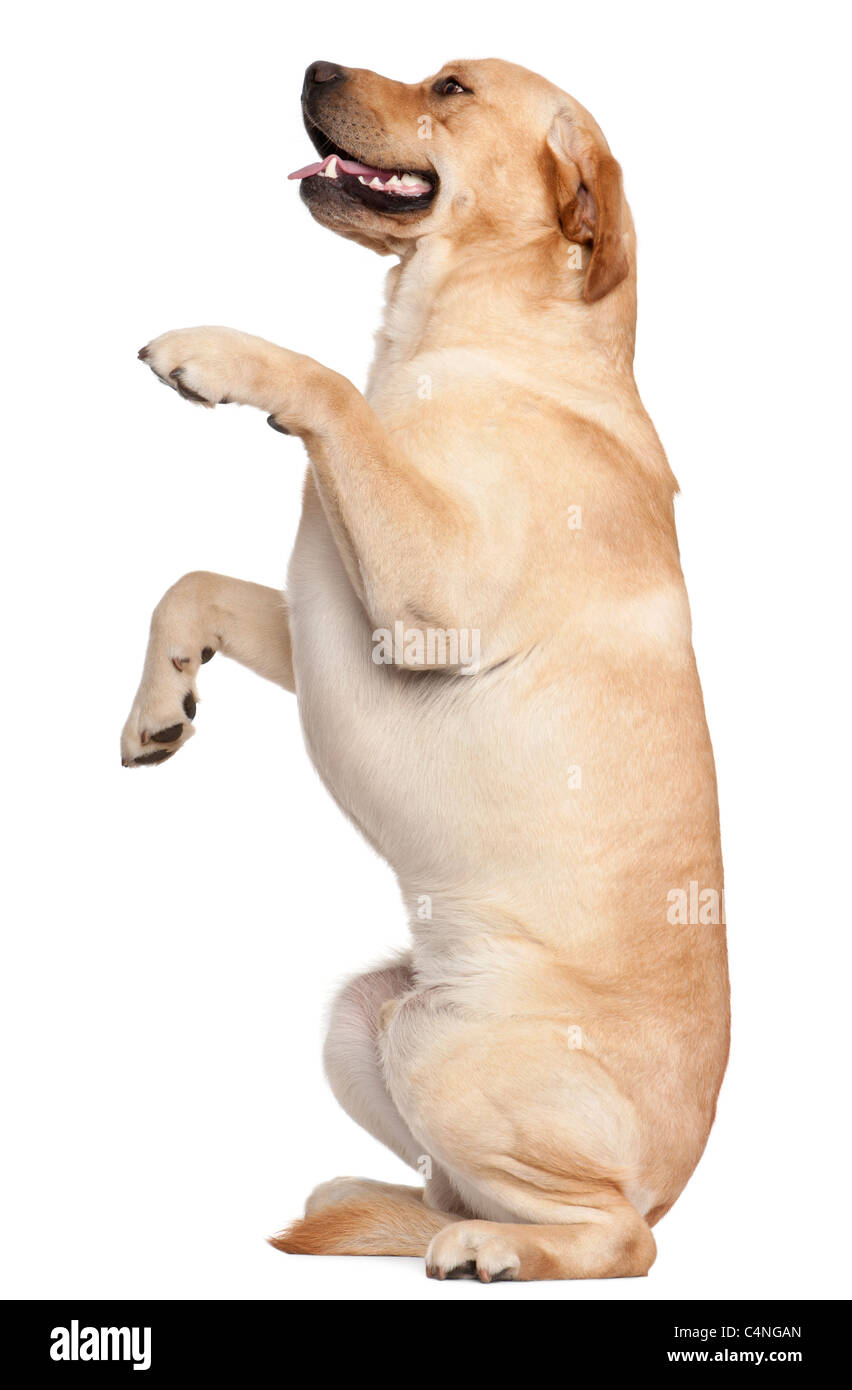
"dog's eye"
434,76,471,96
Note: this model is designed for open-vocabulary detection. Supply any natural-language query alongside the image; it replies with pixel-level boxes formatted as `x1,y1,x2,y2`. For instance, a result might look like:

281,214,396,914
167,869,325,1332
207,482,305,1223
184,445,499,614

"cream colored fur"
123,59,728,1281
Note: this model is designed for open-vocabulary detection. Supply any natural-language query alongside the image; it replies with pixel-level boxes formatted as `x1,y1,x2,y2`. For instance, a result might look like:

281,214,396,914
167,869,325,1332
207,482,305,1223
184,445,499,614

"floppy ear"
546,112,629,303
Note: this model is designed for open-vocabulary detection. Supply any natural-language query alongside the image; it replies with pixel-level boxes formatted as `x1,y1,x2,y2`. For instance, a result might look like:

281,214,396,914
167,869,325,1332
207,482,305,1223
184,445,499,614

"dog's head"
291,58,629,303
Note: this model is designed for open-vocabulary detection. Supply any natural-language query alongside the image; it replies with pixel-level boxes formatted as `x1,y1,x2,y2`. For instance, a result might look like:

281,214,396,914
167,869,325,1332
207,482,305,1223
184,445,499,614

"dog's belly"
287,488,515,888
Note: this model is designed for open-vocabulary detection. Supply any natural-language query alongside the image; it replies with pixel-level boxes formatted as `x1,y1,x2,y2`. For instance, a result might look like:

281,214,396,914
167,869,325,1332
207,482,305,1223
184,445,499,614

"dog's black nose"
303,61,347,94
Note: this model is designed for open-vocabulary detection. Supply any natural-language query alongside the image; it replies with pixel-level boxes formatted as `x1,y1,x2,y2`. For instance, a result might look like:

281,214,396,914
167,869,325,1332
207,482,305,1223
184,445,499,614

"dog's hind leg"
424,1202,655,1282
270,958,467,1257
322,958,426,1169
121,571,293,767
382,995,658,1282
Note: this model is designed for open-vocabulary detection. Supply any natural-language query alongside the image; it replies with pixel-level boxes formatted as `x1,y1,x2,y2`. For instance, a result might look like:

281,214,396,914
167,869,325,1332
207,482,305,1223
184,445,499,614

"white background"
1,0,849,1301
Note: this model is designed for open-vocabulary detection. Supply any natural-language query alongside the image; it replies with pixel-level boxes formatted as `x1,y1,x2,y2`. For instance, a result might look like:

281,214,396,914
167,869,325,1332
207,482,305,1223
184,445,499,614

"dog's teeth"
369,177,385,189
400,174,419,187
358,175,368,184
386,175,402,187
325,156,339,178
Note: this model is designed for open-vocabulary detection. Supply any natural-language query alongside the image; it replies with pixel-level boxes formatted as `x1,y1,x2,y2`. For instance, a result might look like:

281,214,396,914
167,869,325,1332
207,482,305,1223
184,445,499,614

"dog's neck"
369,230,638,389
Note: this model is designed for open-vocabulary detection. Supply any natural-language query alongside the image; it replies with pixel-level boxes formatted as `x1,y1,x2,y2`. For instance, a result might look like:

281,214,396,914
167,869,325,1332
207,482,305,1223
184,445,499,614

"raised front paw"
120,644,214,768
138,326,278,411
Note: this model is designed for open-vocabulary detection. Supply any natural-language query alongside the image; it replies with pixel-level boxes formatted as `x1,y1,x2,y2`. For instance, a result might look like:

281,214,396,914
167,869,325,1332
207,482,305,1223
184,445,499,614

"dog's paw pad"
131,748,175,767
150,722,183,744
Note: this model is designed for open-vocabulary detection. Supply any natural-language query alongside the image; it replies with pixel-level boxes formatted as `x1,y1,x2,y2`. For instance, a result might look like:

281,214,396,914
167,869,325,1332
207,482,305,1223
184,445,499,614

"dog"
124,58,729,1282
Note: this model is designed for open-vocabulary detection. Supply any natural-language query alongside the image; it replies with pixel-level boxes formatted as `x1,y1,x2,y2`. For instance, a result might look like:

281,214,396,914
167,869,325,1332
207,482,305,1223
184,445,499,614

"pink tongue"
288,154,390,181
287,153,432,195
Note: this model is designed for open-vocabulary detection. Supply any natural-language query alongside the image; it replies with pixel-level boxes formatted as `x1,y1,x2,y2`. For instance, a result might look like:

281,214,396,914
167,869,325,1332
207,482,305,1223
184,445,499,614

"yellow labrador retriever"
124,59,729,1282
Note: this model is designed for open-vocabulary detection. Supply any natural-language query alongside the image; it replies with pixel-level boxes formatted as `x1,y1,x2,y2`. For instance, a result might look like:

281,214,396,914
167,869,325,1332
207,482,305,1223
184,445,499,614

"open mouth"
289,119,437,213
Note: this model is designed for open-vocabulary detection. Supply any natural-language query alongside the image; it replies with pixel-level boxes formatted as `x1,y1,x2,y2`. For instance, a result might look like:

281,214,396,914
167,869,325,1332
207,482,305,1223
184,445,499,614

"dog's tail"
269,1191,454,1257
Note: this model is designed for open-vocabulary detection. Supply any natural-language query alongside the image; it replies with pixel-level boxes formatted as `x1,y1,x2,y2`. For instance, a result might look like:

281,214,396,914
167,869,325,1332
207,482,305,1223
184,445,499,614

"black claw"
133,748,174,766
170,368,211,405
200,646,215,664
267,415,290,435
150,722,183,744
444,1261,478,1280
182,691,197,720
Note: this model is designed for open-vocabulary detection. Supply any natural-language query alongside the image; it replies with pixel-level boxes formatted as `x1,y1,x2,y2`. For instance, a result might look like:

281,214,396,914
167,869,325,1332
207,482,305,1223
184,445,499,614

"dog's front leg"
121,571,293,767
139,327,490,643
